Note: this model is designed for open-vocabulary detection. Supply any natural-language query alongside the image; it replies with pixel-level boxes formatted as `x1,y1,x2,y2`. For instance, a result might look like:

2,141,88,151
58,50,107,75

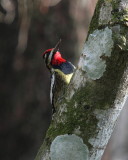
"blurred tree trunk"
35,0,128,159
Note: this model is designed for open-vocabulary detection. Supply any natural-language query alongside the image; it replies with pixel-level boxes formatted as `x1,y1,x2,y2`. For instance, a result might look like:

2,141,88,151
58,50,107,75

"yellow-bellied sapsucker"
42,42,75,113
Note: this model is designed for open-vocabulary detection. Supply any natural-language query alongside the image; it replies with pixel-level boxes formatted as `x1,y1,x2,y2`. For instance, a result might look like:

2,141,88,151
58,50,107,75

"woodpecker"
42,42,75,113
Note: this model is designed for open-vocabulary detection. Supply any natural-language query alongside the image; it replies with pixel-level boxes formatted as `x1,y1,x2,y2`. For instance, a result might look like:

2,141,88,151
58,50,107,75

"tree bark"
35,0,128,159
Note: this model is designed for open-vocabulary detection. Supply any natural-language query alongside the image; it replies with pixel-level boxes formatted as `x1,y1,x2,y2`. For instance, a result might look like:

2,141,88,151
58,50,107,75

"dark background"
0,0,97,159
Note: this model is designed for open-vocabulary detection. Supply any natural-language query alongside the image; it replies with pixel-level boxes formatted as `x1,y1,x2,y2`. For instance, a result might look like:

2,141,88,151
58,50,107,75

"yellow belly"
54,69,73,84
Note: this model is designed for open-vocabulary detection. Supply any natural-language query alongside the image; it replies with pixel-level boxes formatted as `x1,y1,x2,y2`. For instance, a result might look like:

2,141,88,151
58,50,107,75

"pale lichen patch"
50,134,89,160
72,69,87,90
120,0,128,12
99,1,112,25
89,108,120,146
73,126,81,135
67,69,87,99
41,150,50,160
89,108,121,160
58,103,67,114
78,27,113,80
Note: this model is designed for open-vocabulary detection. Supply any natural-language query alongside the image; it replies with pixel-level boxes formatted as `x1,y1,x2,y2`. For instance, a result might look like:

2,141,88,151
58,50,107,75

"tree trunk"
35,0,128,159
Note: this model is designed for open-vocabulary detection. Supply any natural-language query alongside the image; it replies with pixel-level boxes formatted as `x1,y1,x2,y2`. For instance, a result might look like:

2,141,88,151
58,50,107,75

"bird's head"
42,48,66,70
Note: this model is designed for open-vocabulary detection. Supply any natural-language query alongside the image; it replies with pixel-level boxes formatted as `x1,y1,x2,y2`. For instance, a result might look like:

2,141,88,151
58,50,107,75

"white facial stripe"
44,54,47,59
48,49,54,64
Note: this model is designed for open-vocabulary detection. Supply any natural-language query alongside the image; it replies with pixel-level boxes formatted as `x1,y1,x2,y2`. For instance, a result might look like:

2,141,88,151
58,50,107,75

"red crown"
42,48,54,56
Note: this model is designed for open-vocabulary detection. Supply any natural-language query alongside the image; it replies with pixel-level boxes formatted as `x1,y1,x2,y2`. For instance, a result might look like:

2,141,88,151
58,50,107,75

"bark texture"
35,0,128,159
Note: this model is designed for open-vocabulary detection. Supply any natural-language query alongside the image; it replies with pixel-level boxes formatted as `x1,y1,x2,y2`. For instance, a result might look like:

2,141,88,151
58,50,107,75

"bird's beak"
53,39,61,53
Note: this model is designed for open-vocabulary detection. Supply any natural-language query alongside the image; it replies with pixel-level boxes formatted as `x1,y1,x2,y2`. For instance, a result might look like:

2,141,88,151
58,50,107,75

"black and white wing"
50,73,55,112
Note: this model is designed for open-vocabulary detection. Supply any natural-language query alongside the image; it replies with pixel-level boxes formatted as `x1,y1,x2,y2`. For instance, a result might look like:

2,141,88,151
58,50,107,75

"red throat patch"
51,51,66,65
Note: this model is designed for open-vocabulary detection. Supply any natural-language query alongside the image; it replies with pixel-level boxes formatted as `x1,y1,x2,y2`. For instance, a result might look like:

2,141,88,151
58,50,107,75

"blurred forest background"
0,0,97,160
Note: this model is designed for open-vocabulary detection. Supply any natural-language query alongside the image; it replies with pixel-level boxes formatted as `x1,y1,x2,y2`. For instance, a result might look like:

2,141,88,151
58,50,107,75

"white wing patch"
50,73,55,104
